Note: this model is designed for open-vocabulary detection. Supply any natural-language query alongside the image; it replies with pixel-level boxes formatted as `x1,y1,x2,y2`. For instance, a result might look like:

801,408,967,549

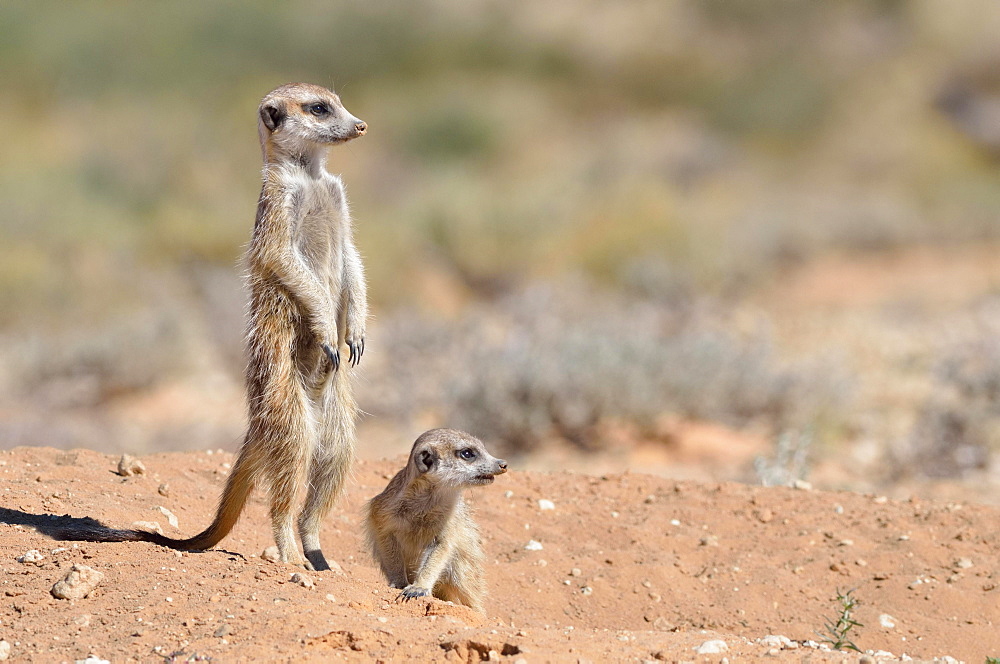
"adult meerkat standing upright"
365,429,508,613
56,83,368,571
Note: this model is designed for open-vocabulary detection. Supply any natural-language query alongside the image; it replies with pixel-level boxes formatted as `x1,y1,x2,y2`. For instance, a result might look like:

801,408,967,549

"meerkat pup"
55,83,368,571
364,429,508,613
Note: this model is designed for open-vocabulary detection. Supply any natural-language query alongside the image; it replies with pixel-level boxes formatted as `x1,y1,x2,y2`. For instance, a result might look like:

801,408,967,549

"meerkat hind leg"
298,415,355,571
261,385,315,567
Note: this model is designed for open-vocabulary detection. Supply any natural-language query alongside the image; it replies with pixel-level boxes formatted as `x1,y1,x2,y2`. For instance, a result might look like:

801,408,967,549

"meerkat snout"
354,121,367,136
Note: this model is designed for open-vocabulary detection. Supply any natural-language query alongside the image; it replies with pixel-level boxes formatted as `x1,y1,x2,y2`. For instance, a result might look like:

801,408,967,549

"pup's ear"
416,448,438,474
259,101,286,132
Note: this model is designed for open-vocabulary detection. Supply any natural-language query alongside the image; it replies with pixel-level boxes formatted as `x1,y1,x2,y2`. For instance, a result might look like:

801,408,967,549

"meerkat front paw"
396,585,430,602
347,337,365,367
321,342,341,372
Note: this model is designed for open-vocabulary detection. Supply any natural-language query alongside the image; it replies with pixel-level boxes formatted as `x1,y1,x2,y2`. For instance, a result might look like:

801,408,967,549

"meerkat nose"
354,121,367,136
497,460,508,473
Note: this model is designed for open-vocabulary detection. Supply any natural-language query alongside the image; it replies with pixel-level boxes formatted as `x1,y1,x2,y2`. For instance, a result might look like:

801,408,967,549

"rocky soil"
0,446,997,662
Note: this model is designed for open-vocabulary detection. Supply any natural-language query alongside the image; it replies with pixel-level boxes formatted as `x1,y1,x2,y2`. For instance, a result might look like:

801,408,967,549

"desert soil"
0,446,996,663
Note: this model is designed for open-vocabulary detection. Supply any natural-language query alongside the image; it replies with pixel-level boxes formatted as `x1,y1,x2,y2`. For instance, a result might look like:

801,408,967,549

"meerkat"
54,83,368,571
364,429,508,613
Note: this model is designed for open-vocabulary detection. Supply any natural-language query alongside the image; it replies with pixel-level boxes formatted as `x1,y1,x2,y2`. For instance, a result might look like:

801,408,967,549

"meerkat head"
257,82,366,161
410,428,508,488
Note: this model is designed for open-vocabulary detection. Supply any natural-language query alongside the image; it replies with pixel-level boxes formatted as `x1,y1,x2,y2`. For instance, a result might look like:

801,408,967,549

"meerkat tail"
53,450,259,551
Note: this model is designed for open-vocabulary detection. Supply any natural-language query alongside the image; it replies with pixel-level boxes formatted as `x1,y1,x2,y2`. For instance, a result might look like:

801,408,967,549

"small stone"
16,550,44,564
538,499,555,511
699,535,719,547
52,565,105,600
156,507,179,529
157,483,170,497
569,568,582,577
504,491,514,499
580,586,593,596
290,572,314,589
652,617,673,631
213,624,231,638
130,521,164,536
0,641,9,660
261,546,281,562
792,480,812,490
74,614,92,627
326,593,337,602
524,540,543,551
879,614,896,629
696,639,728,654
758,635,793,649
116,455,145,477
75,657,109,664
955,557,973,569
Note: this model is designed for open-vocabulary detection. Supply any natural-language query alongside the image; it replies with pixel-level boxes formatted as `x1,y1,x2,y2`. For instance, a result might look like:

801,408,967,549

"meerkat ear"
259,101,286,132
416,449,438,474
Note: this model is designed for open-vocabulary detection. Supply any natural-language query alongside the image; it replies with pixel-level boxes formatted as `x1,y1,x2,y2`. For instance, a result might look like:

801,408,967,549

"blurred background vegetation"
2,0,1000,496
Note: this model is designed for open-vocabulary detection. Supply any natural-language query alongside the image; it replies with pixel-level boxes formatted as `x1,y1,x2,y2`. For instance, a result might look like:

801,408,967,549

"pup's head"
410,428,508,488
257,82,366,159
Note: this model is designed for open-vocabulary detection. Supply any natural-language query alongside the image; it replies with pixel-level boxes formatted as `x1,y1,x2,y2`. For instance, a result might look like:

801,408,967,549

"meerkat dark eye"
307,103,329,116
458,448,477,460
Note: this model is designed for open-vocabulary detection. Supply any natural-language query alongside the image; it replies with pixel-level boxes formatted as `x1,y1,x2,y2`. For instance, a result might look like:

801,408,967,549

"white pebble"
879,614,896,629
524,540,543,551
157,507,179,529
758,635,794,649
116,455,145,477
16,550,44,564
537,499,555,511
0,641,9,661
51,565,104,600
131,521,164,536
290,572,314,589
696,639,728,654
75,657,109,664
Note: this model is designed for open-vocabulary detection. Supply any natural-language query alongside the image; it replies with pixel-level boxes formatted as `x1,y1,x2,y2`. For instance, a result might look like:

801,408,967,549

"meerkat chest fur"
283,166,348,289
393,485,464,543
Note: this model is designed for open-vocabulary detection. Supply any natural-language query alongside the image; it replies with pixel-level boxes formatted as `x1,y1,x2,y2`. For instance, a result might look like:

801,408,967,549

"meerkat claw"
397,586,430,602
322,343,340,371
348,341,361,367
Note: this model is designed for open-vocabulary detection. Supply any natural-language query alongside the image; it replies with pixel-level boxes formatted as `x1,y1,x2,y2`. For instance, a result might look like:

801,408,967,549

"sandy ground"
0,446,996,663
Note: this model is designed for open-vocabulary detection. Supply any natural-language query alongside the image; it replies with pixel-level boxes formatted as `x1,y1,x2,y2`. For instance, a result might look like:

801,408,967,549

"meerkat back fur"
54,83,368,571
365,429,508,613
